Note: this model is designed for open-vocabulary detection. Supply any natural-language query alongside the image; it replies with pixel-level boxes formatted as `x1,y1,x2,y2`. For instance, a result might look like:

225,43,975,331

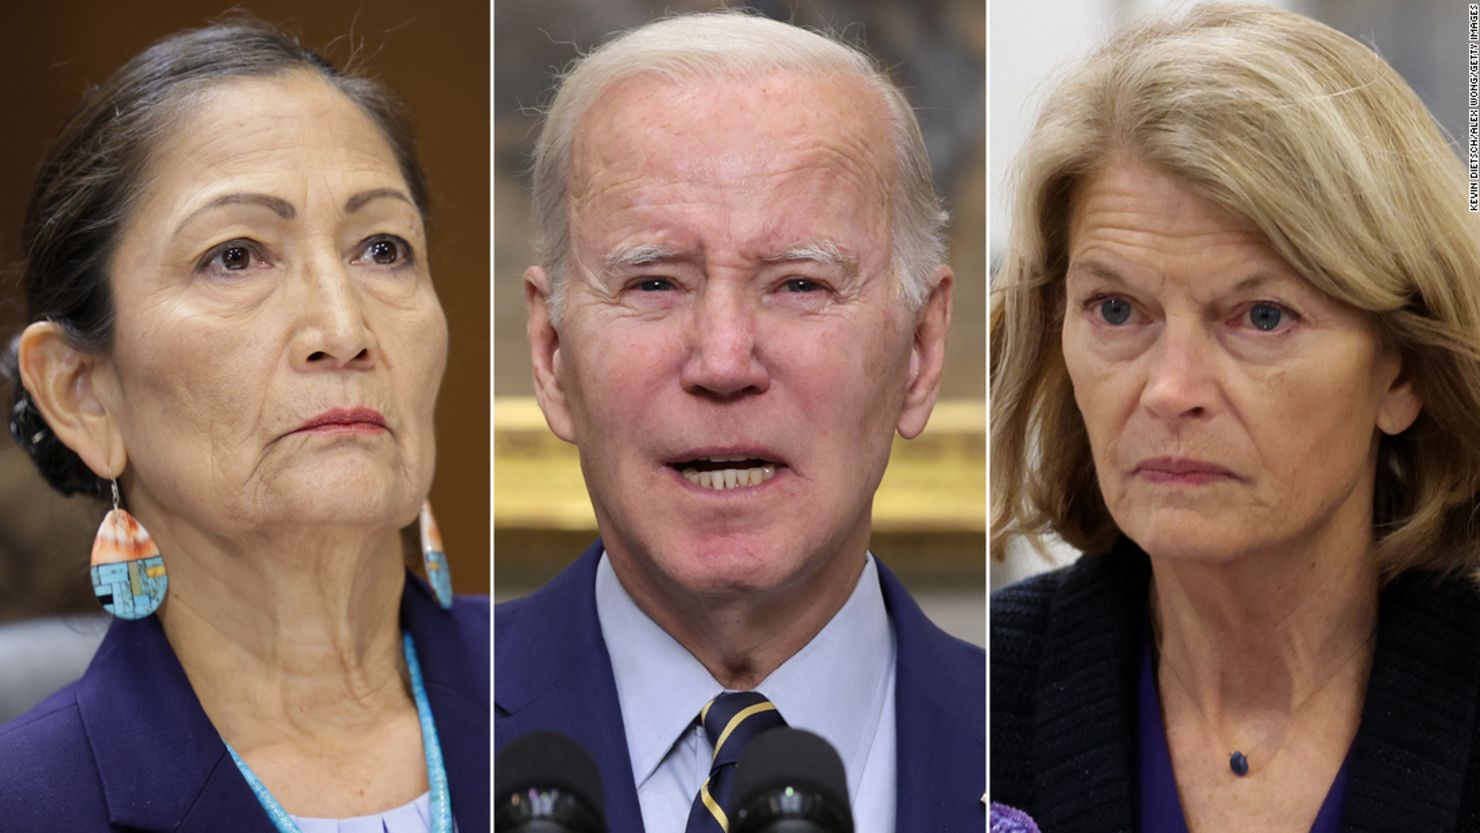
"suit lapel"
78,574,488,833
495,541,646,832
877,557,986,832
76,615,275,832
404,575,492,833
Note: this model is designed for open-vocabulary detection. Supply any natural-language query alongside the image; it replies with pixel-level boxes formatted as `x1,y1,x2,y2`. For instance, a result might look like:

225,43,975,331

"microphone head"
494,731,607,833
730,728,854,833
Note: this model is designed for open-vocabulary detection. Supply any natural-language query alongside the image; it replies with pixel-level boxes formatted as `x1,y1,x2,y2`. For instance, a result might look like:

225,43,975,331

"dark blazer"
991,540,1480,833
0,575,490,833
495,540,985,832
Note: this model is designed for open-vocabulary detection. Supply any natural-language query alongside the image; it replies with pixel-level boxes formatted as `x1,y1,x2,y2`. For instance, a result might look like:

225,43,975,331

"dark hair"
4,17,430,499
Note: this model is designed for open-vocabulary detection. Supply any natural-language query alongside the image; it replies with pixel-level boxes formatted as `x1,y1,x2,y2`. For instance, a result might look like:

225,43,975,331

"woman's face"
97,72,447,538
1060,159,1419,563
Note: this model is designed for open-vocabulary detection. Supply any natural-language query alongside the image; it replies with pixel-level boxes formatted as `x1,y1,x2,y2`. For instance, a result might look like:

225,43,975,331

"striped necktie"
684,691,787,833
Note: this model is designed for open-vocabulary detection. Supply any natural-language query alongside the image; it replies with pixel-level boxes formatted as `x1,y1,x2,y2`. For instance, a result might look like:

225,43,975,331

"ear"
16,321,126,478
525,266,576,442
1375,352,1422,437
896,266,953,440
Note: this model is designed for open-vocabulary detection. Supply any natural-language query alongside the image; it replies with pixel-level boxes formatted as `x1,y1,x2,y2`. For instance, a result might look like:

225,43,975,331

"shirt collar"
595,551,894,798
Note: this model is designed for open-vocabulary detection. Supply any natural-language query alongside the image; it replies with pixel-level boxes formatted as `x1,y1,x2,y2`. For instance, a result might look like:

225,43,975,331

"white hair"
530,11,947,323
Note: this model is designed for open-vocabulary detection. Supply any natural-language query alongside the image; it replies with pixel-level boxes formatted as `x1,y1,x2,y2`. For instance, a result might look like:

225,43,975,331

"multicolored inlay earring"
90,480,168,619
420,501,453,609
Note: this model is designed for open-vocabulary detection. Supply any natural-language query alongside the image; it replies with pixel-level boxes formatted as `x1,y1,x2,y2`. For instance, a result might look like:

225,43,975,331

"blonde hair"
530,11,946,323
990,2,1480,578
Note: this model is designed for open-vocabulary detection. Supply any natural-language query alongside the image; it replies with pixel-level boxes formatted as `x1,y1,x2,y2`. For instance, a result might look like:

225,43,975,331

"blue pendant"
1230,750,1249,776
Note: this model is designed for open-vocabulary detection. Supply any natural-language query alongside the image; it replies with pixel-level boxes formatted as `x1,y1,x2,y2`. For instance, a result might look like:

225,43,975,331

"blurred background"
0,0,487,718
991,0,1468,589
494,0,987,645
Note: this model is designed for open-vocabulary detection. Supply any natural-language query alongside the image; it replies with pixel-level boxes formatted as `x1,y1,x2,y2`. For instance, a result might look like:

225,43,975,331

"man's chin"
618,536,812,600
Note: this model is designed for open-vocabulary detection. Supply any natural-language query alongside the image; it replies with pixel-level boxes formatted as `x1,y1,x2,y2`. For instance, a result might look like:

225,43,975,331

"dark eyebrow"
344,187,415,214
174,192,295,236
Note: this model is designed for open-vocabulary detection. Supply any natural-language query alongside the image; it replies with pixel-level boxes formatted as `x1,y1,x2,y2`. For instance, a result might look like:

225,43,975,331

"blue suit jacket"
0,575,490,832
495,541,985,832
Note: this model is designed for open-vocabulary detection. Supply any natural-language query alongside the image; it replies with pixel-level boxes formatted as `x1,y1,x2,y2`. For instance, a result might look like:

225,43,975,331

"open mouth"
670,455,782,490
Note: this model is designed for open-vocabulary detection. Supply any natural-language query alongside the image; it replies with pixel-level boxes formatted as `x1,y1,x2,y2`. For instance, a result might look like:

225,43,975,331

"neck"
1150,512,1379,731
150,514,412,745
609,537,868,691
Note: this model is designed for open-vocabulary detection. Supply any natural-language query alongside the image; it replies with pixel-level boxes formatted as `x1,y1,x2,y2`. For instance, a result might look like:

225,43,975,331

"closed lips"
1135,457,1233,476
294,407,387,432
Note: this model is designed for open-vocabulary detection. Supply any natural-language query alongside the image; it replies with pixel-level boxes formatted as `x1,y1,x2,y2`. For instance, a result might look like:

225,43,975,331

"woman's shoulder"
991,543,1149,642
0,682,112,826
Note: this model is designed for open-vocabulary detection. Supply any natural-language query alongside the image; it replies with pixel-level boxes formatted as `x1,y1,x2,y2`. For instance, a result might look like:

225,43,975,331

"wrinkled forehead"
568,70,894,212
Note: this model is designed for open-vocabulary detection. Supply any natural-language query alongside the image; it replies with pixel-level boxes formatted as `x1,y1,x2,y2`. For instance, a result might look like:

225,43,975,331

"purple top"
1137,624,1351,832
989,802,1042,833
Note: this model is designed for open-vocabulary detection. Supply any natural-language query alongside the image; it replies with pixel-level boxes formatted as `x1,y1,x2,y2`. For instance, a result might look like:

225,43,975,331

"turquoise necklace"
225,634,453,833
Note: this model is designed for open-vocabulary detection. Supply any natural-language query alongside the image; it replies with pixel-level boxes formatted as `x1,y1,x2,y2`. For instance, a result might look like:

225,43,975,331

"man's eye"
782,278,822,293
636,278,674,291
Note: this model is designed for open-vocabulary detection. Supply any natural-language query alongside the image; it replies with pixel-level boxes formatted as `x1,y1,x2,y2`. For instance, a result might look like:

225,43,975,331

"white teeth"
680,463,779,491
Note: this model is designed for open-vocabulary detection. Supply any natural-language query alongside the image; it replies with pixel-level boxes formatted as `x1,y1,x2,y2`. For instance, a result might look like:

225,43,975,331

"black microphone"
494,731,608,833
729,728,854,833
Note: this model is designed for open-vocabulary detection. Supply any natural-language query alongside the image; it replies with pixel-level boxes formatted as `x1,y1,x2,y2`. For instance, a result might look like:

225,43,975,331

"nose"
290,256,376,372
1139,319,1219,421
678,287,770,399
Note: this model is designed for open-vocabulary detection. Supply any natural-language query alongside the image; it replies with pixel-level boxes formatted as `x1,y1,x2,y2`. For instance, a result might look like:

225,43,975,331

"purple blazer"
495,540,985,832
0,575,489,832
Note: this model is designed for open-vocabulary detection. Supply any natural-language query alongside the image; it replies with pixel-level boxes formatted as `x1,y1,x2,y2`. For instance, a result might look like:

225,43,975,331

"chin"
644,532,810,598
1124,520,1253,564
266,466,420,529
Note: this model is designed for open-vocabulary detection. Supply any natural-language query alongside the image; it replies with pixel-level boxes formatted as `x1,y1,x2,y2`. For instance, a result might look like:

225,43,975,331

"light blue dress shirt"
595,551,897,833
291,791,449,833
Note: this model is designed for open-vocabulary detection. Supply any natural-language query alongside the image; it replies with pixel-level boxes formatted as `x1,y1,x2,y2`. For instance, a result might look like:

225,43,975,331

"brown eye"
221,245,251,270
197,240,262,276
358,236,410,267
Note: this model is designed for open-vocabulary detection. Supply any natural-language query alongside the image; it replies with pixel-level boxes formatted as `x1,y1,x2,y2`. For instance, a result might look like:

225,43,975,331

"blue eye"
1098,297,1132,325
1248,302,1284,331
782,279,821,293
636,279,673,292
